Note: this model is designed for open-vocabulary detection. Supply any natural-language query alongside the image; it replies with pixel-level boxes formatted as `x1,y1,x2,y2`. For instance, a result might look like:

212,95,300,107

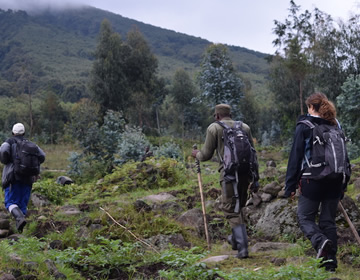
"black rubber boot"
231,224,249,259
227,234,237,250
11,207,27,233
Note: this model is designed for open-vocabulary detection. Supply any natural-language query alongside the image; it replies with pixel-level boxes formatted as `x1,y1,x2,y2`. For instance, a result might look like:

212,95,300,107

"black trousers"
297,194,339,263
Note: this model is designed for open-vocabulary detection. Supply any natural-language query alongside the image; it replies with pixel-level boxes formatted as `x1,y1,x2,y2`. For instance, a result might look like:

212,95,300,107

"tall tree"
337,75,360,146
198,44,244,118
39,91,67,144
125,28,159,127
273,0,313,115
171,68,197,139
90,19,130,118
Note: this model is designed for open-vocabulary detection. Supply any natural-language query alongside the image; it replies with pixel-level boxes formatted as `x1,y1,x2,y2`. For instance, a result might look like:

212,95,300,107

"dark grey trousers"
297,194,339,259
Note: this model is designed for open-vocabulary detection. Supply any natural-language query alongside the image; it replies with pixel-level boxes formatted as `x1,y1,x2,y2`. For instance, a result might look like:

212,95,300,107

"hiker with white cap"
0,123,45,232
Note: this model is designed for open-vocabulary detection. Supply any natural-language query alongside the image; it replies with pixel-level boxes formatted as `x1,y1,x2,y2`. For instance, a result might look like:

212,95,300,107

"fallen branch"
99,207,159,254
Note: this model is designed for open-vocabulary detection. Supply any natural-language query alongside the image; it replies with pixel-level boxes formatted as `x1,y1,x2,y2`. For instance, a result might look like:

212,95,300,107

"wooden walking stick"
339,201,360,246
193,144,211,250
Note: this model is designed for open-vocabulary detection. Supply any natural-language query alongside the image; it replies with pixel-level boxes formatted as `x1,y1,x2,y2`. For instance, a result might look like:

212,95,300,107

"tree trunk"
156,106,160,134
299,79,304,115
28,82,33,138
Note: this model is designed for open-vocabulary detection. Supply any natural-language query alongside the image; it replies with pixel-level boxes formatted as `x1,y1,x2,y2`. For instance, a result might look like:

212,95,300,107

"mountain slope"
0,6,270,100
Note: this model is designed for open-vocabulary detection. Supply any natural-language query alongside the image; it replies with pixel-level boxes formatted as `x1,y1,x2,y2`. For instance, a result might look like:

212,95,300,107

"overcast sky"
1,0,360,54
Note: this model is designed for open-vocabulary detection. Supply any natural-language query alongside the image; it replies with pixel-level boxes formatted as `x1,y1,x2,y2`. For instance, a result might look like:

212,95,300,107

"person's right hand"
290,191,296,200
191,149,199,158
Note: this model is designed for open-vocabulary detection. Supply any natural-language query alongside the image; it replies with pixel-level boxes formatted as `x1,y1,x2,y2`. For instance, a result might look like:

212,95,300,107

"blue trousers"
297,194,339,264
4,182,32,215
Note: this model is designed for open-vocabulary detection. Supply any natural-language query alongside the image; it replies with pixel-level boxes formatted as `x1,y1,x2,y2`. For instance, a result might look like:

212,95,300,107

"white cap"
12,123,25,135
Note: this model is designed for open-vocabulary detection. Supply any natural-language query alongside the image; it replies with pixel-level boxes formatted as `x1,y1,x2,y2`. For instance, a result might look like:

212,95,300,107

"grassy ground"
0,144,359,279
40,143,79,171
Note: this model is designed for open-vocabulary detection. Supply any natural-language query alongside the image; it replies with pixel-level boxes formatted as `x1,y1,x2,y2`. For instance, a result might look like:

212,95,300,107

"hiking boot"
316,239,332,259
227,234,237,250
231,224,249,259
10,207,27,233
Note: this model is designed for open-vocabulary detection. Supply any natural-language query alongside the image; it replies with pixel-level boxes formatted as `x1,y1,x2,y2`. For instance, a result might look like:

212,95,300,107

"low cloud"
0,0,87,13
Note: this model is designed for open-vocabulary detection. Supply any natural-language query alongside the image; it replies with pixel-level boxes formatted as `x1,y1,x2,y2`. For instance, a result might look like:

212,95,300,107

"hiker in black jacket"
285,93,350,272
0,123,45,233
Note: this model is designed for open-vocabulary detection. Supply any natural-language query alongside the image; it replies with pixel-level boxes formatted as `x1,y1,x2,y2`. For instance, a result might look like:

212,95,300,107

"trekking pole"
193,144,211,250
339,201,360,246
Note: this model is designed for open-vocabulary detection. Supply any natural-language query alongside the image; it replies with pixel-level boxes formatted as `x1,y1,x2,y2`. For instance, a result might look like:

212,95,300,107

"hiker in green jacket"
192,104,259,258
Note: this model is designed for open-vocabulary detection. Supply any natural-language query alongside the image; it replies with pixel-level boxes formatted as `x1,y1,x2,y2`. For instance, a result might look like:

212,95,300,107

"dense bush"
114,127,151,165
32,178,83,205
102,157,186,193
153,142,183,160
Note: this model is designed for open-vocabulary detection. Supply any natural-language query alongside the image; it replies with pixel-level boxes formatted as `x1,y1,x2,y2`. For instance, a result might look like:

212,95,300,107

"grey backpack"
299,120,351,183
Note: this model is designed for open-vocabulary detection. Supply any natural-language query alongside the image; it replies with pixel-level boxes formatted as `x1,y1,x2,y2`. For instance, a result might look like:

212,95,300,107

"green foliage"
338,243,360,267
197,43,245,118
32,178,82,205
90,19,131,117
165,68,201,138
52,237,142,276
153,142,183,160
102,157,186,193
37,91,68,144
0,237,82,279
115,126,150,164
67,107,125,176
337,74,360,157
67,152,108,183
220,258,330,280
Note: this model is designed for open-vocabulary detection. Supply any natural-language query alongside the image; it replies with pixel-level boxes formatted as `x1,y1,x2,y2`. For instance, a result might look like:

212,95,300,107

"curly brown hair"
305,92,337,125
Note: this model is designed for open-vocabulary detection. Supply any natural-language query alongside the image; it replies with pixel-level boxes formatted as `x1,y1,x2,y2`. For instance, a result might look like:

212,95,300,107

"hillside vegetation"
0,144,359,279
0,7,269,100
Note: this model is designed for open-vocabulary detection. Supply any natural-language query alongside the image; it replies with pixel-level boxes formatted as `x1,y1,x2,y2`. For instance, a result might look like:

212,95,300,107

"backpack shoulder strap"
297,119,316,129
234,121,243,129
215,120,230,129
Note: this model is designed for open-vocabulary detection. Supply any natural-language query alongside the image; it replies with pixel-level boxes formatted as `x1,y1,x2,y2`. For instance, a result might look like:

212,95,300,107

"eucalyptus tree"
90,19,130,118
198,43,244,118
170,68,197,138
273,0,313,115
125,28,160,127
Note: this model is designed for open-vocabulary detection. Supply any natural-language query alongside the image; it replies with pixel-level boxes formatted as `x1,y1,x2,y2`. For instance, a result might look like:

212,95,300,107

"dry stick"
193,145,211,250
338,201,360,246
99,207,159,254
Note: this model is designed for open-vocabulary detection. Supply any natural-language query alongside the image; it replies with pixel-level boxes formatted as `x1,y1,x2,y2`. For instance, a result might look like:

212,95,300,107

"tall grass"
41,143,79,171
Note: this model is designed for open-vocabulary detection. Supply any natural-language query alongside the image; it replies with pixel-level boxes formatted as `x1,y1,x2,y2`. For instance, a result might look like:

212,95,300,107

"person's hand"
290,191,296,200
191,149,199,158
280,190,295,199
250,181,259,193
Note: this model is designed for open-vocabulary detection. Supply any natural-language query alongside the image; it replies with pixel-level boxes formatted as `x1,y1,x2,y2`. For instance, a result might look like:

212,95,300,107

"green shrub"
67,152,109,183
102,157,186,193
153,142,183,160
115,126,151,164
32,179,83,205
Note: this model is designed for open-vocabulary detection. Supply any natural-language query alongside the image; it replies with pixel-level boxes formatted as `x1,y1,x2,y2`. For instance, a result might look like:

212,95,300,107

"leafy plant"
153,141,183,160
102,157,186,193
115,126,151,165
32,179,83,205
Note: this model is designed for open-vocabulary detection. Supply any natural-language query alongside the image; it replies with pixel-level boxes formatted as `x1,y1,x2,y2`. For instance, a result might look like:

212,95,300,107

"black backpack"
216,121,257,180
14,139,41,177
299,120,351,182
